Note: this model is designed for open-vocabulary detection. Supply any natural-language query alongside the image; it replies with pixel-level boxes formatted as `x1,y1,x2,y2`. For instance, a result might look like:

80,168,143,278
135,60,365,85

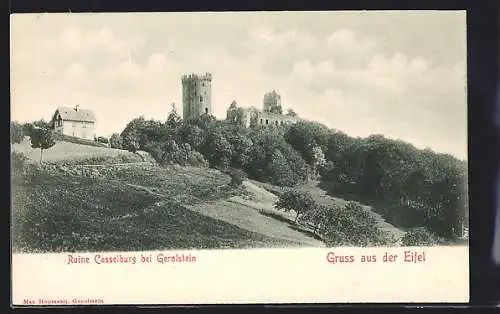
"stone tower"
263,90,282,114
182,73,212,120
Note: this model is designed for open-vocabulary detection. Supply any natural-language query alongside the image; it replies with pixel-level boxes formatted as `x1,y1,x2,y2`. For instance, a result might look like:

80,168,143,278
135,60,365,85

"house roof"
55,106,96,123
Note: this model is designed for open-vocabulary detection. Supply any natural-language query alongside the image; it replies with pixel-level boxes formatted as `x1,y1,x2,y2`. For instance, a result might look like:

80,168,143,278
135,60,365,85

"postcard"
10,11,468,305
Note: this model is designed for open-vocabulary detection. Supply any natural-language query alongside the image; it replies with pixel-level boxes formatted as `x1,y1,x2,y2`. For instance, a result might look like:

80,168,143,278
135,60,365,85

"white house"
51,105,96,141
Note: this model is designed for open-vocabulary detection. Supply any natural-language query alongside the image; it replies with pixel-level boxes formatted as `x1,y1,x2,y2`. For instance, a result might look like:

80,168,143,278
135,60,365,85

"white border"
12,246,469,305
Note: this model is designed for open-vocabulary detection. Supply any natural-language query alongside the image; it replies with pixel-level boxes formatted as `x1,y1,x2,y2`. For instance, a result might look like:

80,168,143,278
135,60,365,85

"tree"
32,119,50,129
162,139,181,164
226,100,242,125
285,121,331,165
10,121,24,144
23,122,34,135
121,116,163,150
227,132,253,169
190,112,216,131
201,129,233,170
310,142,326,177
268,149,296,186
166,103,181,129
122,130,140,153
109,133,123,149
177,123,205,151
274,189,316,222
229,168,247,187
29,127,56,163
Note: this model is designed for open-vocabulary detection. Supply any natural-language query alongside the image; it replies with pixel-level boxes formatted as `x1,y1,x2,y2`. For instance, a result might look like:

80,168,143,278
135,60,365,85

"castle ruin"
182,73,212,120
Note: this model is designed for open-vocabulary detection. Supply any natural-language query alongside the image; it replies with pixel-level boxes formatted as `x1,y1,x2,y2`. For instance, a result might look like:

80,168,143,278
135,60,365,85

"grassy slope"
11,164,299,253
187,200,325,247
110,166,325,247
12,137,142,163
184,179,327,247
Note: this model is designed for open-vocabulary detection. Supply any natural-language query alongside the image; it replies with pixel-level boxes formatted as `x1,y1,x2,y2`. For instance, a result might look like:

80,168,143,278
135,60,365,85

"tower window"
200,96,203,102
265,119,269,125
260,119,263,124
275,120,279,126
202,83,205,87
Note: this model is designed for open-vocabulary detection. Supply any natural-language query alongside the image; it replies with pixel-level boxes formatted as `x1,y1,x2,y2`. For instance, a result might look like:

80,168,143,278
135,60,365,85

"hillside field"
11,160,314,253
11,138,407,251
250,179,407,244
11,137,144,163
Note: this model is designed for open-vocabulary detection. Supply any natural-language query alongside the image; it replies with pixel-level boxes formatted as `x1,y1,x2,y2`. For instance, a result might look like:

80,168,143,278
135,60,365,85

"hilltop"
11,108,467,250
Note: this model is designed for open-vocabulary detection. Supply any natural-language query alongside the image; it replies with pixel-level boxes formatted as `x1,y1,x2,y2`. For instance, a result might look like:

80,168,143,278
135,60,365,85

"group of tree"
111,101,467,241
113,106,311,186
318,132,468,240
274,189,396,246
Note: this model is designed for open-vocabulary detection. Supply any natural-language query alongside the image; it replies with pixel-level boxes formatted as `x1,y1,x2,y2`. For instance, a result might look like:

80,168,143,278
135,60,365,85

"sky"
10,11,467,159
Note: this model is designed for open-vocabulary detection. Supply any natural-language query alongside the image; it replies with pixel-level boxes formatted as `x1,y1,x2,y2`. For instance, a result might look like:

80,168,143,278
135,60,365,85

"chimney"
75,105,80,112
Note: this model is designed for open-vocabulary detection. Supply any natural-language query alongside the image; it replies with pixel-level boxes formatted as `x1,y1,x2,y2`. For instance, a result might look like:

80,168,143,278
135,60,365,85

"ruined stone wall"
182,73,212,120
254,111,298,127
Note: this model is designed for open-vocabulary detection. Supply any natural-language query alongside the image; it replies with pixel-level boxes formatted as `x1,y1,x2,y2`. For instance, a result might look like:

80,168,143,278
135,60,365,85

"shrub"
185,150,209,168
97,136,109,144
152,140,208,168
11,152,42,179
122,131,141,153
307,201,397,247
268,149,299,187
53,133,108,148
11,151,29,177
109,133,123,149
274,189,316,222
401,227,441,246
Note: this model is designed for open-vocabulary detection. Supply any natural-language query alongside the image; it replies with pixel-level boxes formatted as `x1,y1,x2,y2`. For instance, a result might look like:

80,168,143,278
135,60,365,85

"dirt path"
186,200,325,247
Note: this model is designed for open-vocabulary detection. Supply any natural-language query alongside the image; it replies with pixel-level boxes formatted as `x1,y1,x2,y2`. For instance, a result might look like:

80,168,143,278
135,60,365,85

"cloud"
56,26,129,56
147,53,169,73
10,13,467,159
327,29,357,46
316,60,336,76
291,60,315,82
64,62,87,80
